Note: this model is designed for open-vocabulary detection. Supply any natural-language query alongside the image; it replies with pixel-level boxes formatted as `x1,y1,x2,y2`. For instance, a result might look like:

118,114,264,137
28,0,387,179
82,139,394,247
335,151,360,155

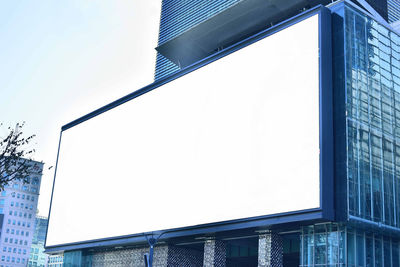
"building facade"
29,216,48,267
0,161,43,267
48,0,400,266
47,254,63,267
388,0,400,23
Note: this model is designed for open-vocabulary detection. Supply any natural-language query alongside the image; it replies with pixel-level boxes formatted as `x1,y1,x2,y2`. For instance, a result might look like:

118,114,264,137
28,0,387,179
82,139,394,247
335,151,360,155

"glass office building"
49,1,400,266
301,2,400,266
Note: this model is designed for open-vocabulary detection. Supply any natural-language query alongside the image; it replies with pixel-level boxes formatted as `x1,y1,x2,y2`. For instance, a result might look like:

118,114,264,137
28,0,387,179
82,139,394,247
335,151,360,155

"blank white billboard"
46,14,320,247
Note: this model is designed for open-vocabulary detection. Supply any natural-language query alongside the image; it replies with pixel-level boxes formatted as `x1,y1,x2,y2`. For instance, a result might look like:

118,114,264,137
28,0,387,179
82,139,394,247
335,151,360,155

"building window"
17,193,20,198
31,196,34,202
26,232,29,237
20,203,23,209
13,184,18,190
15,202,19,207
2,247,5,252
10,201,14,207
12,248,16,253
11,229,14,234
24,241,27,246
13,211,17,216
22,186,28,191
32,178,39,185
29,205,33,210
16,230,19,235
17,221,20,226
21,194,25,199
0,199,4,206
11,192,15,198
0,191,5,197
8,211,11,215
1,256,4,261
28,214,31,219
5,238,8,243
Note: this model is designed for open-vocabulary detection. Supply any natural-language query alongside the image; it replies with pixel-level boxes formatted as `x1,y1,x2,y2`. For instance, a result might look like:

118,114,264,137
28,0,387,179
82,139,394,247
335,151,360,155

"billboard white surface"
46,14,320,247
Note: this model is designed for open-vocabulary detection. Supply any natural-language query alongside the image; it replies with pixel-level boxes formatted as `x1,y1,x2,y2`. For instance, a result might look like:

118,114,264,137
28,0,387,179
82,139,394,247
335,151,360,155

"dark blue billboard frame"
45,5,333,253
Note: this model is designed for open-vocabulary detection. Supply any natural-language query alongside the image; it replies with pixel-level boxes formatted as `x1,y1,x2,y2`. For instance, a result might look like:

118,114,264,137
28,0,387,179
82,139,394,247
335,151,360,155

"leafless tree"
0,122,42,191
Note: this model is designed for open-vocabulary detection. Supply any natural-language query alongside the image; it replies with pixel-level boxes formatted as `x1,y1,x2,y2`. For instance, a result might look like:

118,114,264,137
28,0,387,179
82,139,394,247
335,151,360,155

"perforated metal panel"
258,233,283,267
203,240,226,267
90,245,203,267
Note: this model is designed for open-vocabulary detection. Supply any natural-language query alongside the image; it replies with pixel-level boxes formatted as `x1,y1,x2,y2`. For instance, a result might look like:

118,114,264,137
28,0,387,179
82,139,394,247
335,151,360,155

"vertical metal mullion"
340,228,343,267
364,231,367,267
390,238,393,267
381,236,384,267
345,226,348,267
300,229,303,267
326,225,328,267
313,226,315,267
360,13,375,222
378,38,387,225
389,33,397,227
372,233,375,267
354,11,362,217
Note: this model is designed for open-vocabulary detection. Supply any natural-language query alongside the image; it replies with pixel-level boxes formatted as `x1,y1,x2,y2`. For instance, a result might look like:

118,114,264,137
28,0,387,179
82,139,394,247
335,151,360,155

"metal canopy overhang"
156,0,330,68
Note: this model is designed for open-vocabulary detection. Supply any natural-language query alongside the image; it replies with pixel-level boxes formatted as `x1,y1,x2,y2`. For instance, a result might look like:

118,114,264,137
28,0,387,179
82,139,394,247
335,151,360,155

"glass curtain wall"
300,223,400,267
345,2,400,228
300,224,346,266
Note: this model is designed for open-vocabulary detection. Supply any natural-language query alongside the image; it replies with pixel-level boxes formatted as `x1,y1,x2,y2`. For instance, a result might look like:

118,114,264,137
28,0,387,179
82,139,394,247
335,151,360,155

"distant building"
0,160,43,267
28,216,48,267
47,254,63,267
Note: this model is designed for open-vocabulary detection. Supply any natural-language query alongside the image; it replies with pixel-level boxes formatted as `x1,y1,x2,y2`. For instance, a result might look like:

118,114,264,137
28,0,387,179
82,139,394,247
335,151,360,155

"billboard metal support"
144,232,165,267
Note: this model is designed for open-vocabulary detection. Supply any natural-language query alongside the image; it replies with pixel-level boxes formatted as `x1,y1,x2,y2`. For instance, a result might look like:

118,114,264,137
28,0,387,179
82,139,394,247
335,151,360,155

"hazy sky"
0,1,162,217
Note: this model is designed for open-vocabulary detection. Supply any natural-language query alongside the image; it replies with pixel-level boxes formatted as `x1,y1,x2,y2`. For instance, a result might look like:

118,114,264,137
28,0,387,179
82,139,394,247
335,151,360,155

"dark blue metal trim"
348,215,400,236
45,209,325,253
329,1,348,223
44,131,63,248
319,6,334,221
47,5,334,253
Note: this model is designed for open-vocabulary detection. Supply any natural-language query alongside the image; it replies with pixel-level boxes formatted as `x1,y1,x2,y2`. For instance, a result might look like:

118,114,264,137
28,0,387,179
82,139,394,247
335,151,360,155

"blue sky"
0,1,161,216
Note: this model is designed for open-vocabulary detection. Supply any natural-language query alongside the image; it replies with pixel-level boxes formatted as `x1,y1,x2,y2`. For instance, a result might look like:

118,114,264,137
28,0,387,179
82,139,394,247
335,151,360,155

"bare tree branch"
0,122,43,191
